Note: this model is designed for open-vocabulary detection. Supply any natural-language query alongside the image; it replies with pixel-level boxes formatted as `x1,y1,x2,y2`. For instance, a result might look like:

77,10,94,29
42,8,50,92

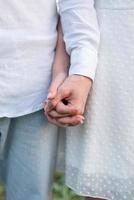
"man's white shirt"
0,0,100,117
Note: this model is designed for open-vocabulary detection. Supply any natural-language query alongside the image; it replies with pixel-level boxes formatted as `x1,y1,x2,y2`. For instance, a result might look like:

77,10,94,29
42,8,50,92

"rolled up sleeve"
58,0,100,80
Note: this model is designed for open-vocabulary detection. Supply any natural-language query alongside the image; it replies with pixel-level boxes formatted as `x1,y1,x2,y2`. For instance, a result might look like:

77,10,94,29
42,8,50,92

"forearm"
58,0,100,81
52,19,70,79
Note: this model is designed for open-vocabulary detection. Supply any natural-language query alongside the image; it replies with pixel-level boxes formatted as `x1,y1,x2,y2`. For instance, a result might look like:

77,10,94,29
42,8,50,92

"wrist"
52,71,67,81
69,74,92,84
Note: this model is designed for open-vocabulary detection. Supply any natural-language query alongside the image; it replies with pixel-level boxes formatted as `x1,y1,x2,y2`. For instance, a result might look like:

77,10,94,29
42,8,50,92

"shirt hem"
0,104,44,118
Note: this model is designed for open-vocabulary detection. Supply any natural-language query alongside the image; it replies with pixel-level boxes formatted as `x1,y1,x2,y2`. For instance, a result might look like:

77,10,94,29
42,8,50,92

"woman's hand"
45,75,92,127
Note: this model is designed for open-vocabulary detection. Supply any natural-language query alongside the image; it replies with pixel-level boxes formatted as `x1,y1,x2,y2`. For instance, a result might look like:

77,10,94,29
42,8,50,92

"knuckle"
76,104,85,115
76,108,83,115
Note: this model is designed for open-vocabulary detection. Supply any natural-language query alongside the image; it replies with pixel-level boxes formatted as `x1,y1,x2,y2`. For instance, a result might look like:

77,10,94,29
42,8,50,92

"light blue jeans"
0,110,60,200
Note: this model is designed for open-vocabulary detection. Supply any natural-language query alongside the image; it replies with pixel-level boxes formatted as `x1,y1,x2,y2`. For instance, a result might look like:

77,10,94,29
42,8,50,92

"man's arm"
58,0,100,80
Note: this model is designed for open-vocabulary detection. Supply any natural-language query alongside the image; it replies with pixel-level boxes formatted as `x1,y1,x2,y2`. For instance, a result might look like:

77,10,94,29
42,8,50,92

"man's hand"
44,75,92,127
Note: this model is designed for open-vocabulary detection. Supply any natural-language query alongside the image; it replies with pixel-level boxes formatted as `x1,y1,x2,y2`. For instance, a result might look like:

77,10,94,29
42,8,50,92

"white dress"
65,1,134,199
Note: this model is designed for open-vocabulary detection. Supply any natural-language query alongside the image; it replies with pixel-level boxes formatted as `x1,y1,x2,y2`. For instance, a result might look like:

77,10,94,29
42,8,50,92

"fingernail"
80,119,84,124
77,115,85,120
81,116,85,120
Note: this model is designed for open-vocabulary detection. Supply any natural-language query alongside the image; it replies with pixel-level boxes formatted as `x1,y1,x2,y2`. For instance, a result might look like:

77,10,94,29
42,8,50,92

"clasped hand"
44,74,92,127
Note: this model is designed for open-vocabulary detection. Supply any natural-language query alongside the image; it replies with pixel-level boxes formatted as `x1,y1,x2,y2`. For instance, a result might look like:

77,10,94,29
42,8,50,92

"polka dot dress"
65,1,134,199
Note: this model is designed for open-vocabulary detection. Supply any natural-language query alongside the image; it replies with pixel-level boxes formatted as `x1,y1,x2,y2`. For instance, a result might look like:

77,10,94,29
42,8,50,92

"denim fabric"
0,110,59,200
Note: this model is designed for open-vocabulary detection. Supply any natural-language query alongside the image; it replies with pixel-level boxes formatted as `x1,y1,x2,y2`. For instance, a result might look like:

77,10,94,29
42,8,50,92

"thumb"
47,73,66,100
46,86,71,112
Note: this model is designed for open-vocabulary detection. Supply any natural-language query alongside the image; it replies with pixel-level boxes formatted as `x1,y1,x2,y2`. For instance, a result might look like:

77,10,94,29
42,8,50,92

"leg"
4,111,59,200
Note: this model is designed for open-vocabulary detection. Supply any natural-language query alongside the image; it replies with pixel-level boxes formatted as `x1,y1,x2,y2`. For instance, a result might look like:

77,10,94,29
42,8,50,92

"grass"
0,173,84,200
53,172,84,200
0,183,5,200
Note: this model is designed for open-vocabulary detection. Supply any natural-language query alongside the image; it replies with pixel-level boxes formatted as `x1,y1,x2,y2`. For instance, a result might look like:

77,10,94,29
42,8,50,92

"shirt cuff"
69,47,98,81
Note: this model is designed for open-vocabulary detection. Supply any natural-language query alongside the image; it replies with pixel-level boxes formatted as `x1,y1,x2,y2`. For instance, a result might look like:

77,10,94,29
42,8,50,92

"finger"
45,98,61,112
47,73,66,100
45,112,69,127
45,111,84,127
47,87,71,112
57,115,84,126
55,101,78,115
44,100,53,114
44,99,60,112
44,100,48,112
45,99,57,112
48,110,72,118
45,112,60,125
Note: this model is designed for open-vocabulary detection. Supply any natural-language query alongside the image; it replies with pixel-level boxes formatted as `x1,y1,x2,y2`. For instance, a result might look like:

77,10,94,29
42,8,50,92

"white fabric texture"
65,0,134,200
0,0,58,117
58,0,100,80
0,0,97,117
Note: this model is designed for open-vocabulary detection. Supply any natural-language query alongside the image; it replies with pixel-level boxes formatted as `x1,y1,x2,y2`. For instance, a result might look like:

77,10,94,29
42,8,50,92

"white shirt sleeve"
58,0,100,80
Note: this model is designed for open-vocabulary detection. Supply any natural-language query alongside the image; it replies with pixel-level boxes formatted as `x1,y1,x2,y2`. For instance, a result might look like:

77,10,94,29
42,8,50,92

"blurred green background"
0,172,84,200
